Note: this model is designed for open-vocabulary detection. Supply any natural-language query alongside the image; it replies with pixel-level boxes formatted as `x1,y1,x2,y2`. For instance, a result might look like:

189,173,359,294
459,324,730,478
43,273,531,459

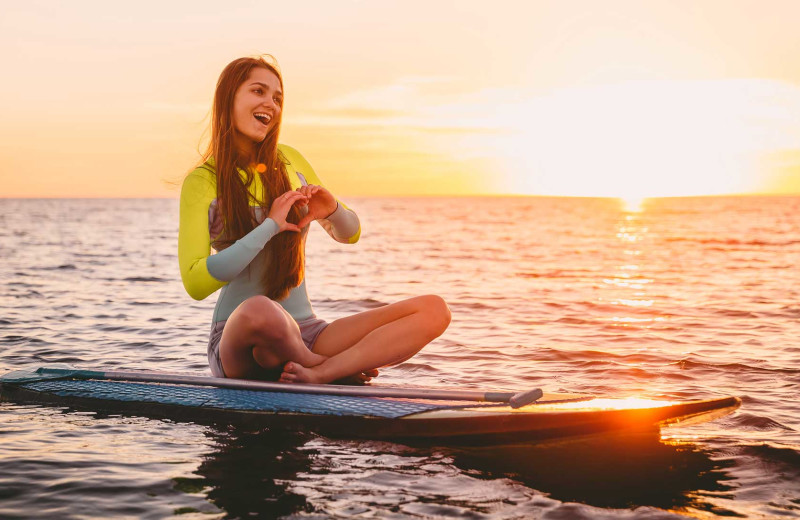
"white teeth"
254,112,272,123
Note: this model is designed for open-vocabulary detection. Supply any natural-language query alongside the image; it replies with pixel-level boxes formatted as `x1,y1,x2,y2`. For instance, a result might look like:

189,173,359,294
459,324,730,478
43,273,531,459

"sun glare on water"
620,196,646,213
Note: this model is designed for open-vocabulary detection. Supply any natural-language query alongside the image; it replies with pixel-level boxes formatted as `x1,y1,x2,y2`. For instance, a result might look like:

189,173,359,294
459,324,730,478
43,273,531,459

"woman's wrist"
322,202,341,220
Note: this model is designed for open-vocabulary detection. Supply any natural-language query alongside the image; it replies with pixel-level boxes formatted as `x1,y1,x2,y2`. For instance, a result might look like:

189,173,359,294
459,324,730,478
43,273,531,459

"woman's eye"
274,97,282,105
254,89,263,95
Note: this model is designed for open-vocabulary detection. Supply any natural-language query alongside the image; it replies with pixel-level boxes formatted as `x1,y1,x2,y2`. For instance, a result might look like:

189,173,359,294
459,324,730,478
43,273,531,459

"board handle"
509,388,544,408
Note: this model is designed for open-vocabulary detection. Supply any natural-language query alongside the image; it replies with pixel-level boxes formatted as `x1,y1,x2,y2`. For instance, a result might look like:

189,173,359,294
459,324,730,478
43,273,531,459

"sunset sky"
1,0,799,198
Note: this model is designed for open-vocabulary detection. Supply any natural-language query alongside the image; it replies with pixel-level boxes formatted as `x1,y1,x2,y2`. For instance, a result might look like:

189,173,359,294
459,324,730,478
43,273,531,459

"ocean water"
0,195,798,519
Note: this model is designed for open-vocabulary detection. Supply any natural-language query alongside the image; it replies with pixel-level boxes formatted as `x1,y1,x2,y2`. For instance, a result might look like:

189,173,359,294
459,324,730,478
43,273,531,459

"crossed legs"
217,294,451,383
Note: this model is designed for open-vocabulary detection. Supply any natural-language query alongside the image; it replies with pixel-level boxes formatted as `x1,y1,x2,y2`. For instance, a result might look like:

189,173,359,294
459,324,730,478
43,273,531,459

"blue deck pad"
19,380,469,419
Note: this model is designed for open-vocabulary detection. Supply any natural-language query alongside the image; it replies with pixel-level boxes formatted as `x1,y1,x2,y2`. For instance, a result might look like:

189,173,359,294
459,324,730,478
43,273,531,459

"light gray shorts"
207,316,329,378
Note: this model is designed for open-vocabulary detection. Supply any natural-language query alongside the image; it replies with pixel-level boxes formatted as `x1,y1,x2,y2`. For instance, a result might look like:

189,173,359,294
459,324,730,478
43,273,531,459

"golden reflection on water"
603,316,665,324
614,299,653,307
660,433,703,446
602,201,664,328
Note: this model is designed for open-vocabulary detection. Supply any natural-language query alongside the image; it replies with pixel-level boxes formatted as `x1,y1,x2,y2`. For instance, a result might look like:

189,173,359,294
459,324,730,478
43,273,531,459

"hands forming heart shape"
268,184,337,233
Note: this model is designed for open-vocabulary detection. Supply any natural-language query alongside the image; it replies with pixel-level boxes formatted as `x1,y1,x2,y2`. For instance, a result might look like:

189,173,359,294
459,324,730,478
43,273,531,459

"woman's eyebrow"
249,82,282,96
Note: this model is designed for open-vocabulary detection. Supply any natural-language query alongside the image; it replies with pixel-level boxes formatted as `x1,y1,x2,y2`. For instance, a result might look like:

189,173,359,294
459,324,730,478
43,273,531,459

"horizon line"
2,192,799,201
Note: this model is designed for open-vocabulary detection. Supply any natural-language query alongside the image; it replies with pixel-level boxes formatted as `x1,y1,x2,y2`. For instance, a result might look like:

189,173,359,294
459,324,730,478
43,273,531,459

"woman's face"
232,67,283,149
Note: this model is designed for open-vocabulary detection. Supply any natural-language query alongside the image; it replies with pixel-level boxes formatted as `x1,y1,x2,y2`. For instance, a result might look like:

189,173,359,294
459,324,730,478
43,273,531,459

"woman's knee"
417,294,451,336
235,296,290,341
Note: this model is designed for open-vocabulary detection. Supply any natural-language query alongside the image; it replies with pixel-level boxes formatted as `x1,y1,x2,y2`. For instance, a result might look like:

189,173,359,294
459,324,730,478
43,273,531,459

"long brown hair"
203,55,303,300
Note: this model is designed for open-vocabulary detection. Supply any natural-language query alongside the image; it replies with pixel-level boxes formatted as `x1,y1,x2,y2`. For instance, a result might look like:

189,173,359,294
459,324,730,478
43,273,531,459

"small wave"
738,442,800,472
579,301,674,317
32,264,77,271
12,290,44,298
449,301,498,311
394,362,439,373
32,355,84,364
122,341,153,348
555,317,593,325
97,325,140,333
1,335,46,345
664,237,800,248
672,358,800,375
317,298,387,309
516,270,594,279
527,347,677,366
728,412,795,431
712,309,761,319
777,305,800,319
122,277,168,283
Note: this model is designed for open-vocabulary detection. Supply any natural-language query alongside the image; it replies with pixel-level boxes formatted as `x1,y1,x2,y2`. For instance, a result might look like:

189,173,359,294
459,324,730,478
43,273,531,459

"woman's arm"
204,218,279,282
178,171,227,300
315,200,361,244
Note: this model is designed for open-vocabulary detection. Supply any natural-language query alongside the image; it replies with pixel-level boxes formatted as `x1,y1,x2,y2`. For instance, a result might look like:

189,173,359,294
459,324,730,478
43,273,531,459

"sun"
619,196,646,213
482,79,786,199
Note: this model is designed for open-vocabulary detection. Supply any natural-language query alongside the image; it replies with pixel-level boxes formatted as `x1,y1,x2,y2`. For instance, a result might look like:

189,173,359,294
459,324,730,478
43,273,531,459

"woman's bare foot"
279,361,322,383
279,363,379,385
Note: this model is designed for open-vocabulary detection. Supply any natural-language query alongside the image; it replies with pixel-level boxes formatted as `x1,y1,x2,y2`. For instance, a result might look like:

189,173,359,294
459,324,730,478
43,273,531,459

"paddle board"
0,365,740,444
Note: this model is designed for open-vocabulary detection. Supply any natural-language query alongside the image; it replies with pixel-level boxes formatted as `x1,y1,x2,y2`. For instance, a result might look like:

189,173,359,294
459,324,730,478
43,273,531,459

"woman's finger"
270,193,306,223
293,193,309,207
278,192,306,206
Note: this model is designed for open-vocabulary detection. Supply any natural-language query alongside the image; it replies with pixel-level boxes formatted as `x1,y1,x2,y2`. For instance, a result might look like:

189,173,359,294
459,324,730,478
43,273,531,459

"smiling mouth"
254,113,272,126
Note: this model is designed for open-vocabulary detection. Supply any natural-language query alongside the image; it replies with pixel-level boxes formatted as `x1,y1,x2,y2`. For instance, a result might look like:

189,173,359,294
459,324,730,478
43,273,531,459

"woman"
178,55,451,384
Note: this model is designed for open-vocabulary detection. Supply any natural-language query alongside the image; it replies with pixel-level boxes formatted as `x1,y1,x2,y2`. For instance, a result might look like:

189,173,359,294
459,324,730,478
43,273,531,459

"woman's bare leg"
219,296,328,379
279,295,451,384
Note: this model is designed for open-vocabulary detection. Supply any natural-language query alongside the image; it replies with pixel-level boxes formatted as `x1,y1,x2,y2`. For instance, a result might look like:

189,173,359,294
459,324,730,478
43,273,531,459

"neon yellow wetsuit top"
178,144,361,324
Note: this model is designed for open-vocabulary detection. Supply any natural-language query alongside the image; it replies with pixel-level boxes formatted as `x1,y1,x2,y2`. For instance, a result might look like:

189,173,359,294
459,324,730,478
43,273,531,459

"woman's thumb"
284,223,301,233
